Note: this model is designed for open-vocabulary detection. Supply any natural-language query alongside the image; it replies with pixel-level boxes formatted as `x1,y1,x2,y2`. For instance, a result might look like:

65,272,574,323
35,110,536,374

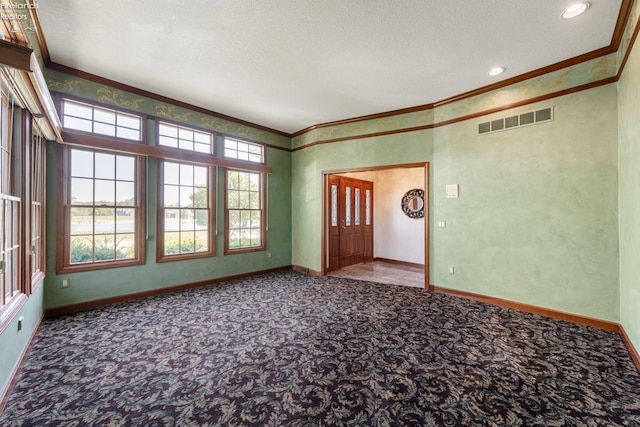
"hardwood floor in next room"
327,260,425,288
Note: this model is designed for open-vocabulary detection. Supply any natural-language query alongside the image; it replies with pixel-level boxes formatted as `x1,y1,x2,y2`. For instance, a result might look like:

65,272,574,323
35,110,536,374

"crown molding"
28,0,635,144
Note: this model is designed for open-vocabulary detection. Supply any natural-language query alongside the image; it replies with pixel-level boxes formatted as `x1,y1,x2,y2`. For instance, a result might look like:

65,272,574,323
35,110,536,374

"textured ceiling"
37,0,623,134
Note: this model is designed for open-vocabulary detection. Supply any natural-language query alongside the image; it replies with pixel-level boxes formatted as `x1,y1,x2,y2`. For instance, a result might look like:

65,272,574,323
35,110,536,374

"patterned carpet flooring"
2,271,640,426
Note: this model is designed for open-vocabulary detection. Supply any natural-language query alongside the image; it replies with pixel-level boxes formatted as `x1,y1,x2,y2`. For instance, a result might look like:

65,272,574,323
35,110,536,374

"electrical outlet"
267,252,272,259
449,267,455,275
17,316,24,332
61,278,70,288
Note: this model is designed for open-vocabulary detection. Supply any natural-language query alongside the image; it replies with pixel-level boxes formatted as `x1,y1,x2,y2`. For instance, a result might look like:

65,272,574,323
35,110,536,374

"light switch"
438,221,446,228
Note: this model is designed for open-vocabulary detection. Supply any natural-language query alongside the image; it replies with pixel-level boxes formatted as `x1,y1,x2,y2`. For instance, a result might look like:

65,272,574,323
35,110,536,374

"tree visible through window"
158,160,214,260
225,170,264,252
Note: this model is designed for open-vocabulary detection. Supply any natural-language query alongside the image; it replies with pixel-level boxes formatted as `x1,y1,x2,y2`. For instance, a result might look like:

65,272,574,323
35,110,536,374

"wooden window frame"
223,136,266,164
56,144,146,274
156,159,216,262
57,93,146,143
1,94,46,331
29,125,46,288
224,169,266,254
157,120,215,154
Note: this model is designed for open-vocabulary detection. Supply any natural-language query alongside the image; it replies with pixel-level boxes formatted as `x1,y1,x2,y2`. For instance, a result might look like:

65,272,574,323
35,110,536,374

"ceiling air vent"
478,107,553,135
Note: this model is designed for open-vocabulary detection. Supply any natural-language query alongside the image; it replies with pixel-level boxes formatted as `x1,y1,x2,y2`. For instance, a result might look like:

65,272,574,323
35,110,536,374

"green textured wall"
291,131,434,275
0,284,43,396
433,86,619,321
618,26,640,352
43,110,292,310
292,85,619,321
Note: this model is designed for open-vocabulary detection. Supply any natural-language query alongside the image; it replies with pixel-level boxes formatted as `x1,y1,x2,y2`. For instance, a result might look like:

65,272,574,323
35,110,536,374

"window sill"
156,250,216,263
56,258,145,275
224,246,266,255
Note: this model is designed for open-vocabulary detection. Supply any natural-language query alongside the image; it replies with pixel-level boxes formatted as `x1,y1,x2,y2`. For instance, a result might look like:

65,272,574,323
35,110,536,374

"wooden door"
327,175,373,271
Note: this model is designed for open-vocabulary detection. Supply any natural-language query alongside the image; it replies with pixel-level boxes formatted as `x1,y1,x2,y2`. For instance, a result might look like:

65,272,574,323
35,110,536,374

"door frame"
321,162,429,289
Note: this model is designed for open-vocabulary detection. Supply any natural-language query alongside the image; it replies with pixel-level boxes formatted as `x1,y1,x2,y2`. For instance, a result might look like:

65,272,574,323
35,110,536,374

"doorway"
326,175,374,271
322,163,429,288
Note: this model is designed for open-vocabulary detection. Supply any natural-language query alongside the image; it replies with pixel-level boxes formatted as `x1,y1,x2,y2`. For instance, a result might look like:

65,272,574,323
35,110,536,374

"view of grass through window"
162,161,210,256
69,149,137,264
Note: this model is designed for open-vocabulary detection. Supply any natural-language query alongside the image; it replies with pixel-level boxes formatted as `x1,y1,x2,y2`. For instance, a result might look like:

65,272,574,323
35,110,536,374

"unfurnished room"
1,1,640,425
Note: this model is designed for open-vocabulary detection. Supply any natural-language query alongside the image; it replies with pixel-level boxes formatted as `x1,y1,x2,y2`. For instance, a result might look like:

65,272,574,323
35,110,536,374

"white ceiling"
37,0,623,134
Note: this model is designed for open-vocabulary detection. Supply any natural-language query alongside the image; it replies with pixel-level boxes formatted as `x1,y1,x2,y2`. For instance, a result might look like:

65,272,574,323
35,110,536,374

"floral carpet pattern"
2,271,640,426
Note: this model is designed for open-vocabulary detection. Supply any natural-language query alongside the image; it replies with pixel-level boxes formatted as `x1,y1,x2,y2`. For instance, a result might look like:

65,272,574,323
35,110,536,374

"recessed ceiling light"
488,67,506,77
562,2,590,19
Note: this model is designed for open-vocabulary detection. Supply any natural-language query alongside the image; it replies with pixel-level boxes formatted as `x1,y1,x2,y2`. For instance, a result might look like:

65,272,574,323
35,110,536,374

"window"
61,98,142,141
58,147,145,273
158,121,214,154
30,129,45,281
157,160,215,261
1,95,21,314
223,137,264,163
225,170,265,253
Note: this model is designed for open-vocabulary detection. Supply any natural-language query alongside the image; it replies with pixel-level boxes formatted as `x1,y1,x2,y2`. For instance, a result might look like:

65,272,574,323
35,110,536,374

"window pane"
94,122,116,137
194,209,208,228
95,180,115,205
250,228,261,246
64,101,92,119
117,128,140,141
164,232,180,255
159,135,178,148
195,231,208,252
249,191,259,209
192,187,207,208
70,207,93,235
180,164,194,186
95,208,115,234
194,166,207,187
227,171,239,190
95,153,115,179
95,235,115,261
71,150,94,177
164,162,179,185
178,139,194,151
180,186,194,207
180,210,195,231
116,209,135,232
70,235,93,264
116,156,135,181
116,181,135,206
229,229,240,248
94,108,116,125
117,114,140,129
251,211,261,228
179,128,193,141
164,209,180,231
229,210,240,229
164,185,179,207
71,178,94,204
159,123,177,137
115,234,135,259
194,132,211,144
65,116,93,132
238,191,250,209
